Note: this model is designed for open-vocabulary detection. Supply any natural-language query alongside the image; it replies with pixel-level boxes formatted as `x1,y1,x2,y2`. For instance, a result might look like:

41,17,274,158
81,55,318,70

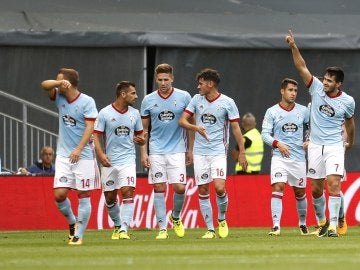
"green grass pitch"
1,227,360,270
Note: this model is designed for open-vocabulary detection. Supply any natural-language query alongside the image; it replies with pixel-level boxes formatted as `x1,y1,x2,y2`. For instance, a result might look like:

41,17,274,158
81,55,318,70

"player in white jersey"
94,81,145,240
286,31,355,237
179,68,248,239
262,78,310,236
140,63,193,239
41,68,98,245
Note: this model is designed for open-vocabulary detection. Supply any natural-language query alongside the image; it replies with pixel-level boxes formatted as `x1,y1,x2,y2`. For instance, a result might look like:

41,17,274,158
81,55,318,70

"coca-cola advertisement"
0,173,359,230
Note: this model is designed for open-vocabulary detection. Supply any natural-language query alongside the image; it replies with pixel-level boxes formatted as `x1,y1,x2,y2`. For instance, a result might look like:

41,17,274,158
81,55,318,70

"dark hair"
116,81,136,97
196,68,220,85
326,66,344,83
281,78,298,89
58,68,79,87
155,63,173,75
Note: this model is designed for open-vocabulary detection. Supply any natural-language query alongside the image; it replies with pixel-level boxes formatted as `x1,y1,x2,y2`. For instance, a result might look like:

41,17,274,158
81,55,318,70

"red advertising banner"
0,173,359,230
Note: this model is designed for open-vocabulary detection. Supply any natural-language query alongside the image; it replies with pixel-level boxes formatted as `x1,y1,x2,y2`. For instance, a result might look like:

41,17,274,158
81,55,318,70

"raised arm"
285,30,312,86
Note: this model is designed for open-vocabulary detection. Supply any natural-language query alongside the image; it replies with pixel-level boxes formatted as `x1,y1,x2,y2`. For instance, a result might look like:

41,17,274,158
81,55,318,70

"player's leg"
308,142,328,237
69,159,96,245
167,153,187,237
194,155,215,238
118,164,136,239
211,154,228,238
290,160,309,235
101,166,121,239
53,156,77,240
148,154,169,239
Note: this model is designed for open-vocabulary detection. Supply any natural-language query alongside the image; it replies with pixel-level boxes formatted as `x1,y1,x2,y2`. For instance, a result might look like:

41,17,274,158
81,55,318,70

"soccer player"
41,68,99,245
261,78,310,236
286,30,355,237
94,81,145,240
140,63,193,239
179,68,247,238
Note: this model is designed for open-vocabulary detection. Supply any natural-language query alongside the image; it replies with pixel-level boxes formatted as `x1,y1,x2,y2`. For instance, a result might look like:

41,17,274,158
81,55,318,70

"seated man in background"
18,146,55,175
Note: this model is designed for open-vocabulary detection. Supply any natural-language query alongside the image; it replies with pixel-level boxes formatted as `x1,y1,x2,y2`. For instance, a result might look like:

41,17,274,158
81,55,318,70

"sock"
172,192,185,219
216,192,228,221
328,194,341,227
312,192,326,225
271,192,283,228
106,200,121,227
154,191,167,230
339,190,345,219
76,196,91,239
55,197,76,225
120,198,134,232
199,194,214,231
295,194,307,226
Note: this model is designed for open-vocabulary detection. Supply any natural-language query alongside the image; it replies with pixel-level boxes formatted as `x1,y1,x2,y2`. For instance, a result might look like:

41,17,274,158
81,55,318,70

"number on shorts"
127,176,135,185
179,174,185,182
81,178,90,188
216,168,224,177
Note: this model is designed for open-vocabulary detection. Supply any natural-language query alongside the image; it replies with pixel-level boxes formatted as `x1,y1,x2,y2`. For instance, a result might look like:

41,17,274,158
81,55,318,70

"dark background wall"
1,45,359,174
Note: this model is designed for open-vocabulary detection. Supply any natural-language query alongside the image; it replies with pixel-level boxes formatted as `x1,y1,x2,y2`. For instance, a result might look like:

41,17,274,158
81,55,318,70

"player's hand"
99,153,111,167
141,153,150,169
238,152,248,171
185,151,193,166
302,141,309,150
133,132,146,146
277,142,290,158
69,148,81,163
196,126,209,141
285,30,295,46
60,79,71,89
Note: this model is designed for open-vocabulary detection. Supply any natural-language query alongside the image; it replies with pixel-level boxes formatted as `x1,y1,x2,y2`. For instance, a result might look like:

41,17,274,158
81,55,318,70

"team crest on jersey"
115,125,130,136
59,176,68,183
106,180,115,186
158,110,175,121
319,105,335,117
62,115,76,126
282,123,298,132
308,168,316,174
201,113,216,125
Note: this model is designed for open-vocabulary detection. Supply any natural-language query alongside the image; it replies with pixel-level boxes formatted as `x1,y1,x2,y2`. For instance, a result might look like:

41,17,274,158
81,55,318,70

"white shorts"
270,156,306,187
148,153,186,185
194,154,227,185
54,156,100,190
101,164,136,192
307,142,345,179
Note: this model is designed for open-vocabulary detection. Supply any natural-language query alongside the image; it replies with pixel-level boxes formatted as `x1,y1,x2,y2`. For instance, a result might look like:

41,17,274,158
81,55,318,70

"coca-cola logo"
96,177,200,229
343,177,360,222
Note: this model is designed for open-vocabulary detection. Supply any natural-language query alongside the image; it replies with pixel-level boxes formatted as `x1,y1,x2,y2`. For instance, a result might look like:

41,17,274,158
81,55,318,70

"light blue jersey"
308,76,355,146
94,104,143,166
262,103,309,161
54,90,98,159
185,93,240,155
140,88,191,154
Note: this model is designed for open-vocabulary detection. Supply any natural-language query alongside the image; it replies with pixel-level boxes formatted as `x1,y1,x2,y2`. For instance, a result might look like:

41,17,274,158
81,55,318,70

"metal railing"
0,90,58,173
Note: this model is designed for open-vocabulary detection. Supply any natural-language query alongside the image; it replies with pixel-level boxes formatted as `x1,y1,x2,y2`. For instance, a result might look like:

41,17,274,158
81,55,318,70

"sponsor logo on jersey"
115,125,130,136
158,110,175,121
62,115,76,126
201,113,216,125
282,123,298,132
319,105,335,117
